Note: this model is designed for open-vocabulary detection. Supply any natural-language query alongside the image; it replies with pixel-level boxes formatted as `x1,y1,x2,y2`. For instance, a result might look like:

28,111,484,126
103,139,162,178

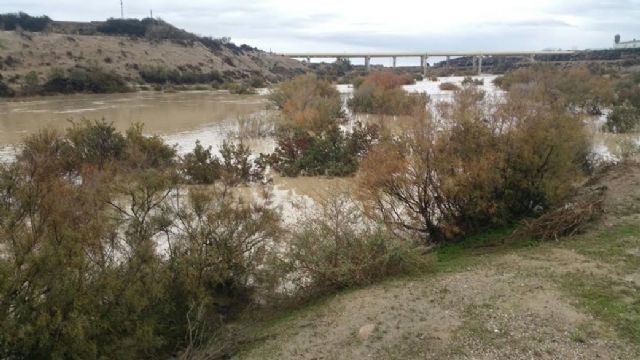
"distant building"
614,35,640,49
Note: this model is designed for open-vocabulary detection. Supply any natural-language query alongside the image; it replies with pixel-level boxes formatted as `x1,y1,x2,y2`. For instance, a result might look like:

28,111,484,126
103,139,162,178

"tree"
615,34,621,44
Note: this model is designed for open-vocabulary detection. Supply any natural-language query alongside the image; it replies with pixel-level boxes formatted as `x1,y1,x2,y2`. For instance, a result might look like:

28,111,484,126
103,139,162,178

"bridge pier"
421,55,428,76
365,56,371,72
446,55,450,72
478,55,482,75
529,53,536,63
392,56,397,68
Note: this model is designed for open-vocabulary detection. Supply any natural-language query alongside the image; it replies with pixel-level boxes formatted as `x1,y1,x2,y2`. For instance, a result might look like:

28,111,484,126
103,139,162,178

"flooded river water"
1,74,623,214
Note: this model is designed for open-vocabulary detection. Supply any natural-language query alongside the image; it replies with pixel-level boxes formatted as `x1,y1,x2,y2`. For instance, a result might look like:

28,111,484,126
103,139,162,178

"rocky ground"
232,162,640,359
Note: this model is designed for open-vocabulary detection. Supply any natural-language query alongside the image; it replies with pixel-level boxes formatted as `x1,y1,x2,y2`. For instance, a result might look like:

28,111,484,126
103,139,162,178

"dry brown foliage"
269,74,342,133
520,187,605,241
358,84,590,244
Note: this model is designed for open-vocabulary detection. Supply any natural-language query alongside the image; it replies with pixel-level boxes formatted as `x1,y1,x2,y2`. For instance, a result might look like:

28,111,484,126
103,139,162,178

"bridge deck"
283,51,574,58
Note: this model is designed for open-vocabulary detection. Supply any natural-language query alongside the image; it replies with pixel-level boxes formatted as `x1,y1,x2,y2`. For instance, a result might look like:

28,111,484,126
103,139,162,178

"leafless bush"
520,188,605,240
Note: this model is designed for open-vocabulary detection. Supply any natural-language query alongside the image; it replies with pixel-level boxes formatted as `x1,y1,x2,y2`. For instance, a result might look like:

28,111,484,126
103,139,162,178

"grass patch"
560,274,640,346
563,223,640,273
435,226,530,272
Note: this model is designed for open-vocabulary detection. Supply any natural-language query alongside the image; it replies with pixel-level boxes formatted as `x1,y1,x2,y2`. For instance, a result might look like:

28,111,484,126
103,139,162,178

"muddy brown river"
2,75,620,214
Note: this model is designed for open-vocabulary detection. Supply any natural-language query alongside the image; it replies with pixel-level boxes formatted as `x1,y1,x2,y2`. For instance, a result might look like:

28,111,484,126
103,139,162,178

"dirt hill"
0,20,306,91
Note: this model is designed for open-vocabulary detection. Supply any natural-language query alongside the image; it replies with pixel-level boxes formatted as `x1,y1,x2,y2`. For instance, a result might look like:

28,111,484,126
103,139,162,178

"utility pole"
120,0,124,18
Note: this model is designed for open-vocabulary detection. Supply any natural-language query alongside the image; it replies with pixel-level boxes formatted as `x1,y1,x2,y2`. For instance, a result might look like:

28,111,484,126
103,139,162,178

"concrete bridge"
282,50,576,75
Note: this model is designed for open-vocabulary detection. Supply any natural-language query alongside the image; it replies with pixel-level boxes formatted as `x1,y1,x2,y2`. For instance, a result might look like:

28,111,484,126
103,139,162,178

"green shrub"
0,12,51,32
97,18,155,37
223,82,256,95
180,140,264,185
42,66,130,94
125,123,177,169
0,79,14,97
180,141,222,184
603,104,640,133
65,119,127,169
461,76,484,86
267,122,378,177
20,71,40,96
139,65,223,85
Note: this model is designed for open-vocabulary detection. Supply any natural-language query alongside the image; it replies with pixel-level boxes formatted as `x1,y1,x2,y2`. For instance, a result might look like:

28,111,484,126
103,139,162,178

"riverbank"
218,162,640,359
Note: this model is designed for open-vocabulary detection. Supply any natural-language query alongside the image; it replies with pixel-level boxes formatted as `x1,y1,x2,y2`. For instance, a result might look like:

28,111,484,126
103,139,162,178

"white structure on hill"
614,34,640,49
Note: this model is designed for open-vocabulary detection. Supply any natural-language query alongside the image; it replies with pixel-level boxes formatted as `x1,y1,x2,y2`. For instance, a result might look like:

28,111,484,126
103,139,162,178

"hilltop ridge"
0,14,307,93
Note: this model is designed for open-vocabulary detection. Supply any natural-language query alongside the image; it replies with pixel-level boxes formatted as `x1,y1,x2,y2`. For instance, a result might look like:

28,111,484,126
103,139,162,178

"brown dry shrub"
358,84,590,244
269,74,342,133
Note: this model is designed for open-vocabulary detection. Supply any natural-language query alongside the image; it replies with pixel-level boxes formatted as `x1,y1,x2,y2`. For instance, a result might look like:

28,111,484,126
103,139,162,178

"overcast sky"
3,0,640,63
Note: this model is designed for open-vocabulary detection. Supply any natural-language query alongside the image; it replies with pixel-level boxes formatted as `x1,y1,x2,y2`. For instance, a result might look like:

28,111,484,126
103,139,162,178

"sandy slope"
0,30,306,86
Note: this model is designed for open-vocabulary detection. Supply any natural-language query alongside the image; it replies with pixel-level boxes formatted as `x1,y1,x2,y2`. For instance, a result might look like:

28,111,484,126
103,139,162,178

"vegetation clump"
139,65,223,85
180,140,265,185
461,76,484,86
0,79,14,97
267,121,378,177
349,71,426,115
604,71,640,133
0,12,51,32
223,82,257,95
0,117,422,358
359,85,590,244
42,66,130,94
494,65,614,114
284,194,433,294
603,105,640,133
268,74,378,176
439,82,460,91
270,74,343,132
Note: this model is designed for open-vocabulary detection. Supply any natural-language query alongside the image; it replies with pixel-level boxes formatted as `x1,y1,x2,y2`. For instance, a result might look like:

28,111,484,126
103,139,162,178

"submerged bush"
494,65,614,114
270,74,343,133
604,104,640,133
349,71,426,115
223,82,256,95
461,76,483,86
438,82,460,91
180,140,264,185
267,122,378,177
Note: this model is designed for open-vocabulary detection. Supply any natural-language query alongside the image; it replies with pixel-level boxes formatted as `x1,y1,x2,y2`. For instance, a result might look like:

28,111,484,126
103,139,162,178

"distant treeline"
0,12,51,32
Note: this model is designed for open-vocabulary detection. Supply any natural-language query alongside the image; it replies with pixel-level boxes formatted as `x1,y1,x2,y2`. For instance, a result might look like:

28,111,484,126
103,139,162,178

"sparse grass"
552,222,640,347
563,223,640,272
435,226,528,272
560,274,640,346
